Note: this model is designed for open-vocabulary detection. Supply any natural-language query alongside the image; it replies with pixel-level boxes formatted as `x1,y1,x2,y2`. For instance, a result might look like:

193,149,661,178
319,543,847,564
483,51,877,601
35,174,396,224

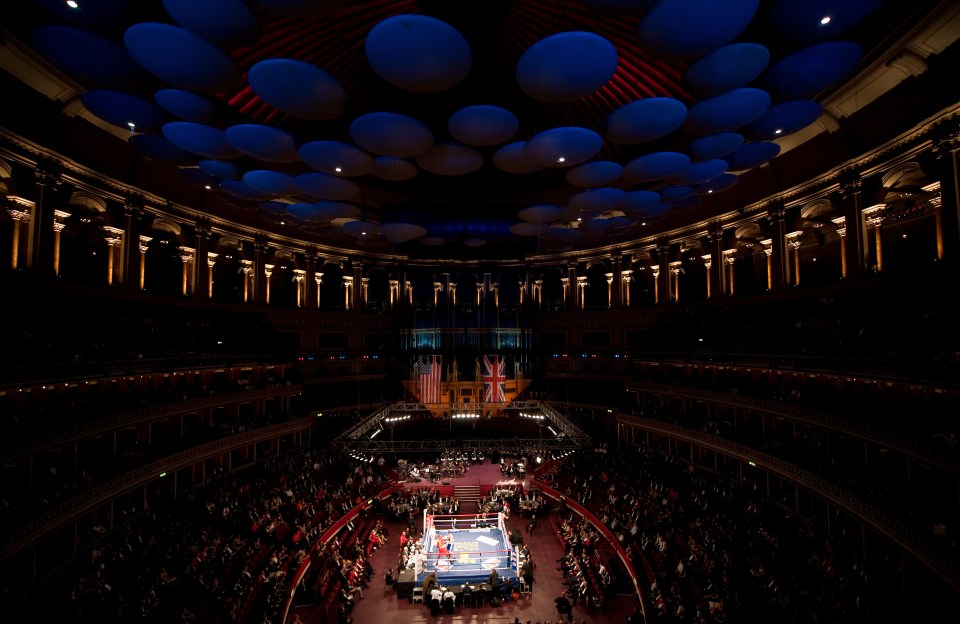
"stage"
400,460,525,492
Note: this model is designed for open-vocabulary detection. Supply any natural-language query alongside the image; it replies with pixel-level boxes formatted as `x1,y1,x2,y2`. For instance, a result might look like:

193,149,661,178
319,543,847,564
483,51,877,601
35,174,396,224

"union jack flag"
482,355,506,403
418,355,442,404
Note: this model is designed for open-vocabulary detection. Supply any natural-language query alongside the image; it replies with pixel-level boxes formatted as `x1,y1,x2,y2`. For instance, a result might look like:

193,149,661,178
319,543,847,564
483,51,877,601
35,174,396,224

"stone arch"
67,191,108,213
677,239,706,258
797,199,836,241
272,248,296,266
583,257,610,272
733,223,764,252
149,218,182,238
215,236,244,257
628,251,653,269
880,161,932,212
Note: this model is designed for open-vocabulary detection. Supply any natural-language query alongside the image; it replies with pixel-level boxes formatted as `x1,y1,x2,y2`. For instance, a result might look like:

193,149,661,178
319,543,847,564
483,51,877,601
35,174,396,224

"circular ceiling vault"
17,0,905,257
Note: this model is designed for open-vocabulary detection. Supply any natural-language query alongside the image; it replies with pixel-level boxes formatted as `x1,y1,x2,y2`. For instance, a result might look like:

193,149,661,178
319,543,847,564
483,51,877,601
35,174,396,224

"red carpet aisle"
292,461,636,623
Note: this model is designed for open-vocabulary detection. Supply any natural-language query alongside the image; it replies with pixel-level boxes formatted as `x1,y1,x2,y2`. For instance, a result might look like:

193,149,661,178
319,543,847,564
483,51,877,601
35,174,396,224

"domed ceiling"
5,0,926,258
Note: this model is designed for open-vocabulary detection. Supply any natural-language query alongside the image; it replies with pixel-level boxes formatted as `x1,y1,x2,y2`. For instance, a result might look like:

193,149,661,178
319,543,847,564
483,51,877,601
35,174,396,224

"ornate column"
315,271,324,308
768,205,789,291
447,278,458,333
8,203,31,269
136,235,151,289
352,264,363,311
707,228,724,300
567,263,578,312
27,165,61,274
52,209,69,276
668,260,682,302
863,204,886,273
433,280,443,308
576,275,588,310
922,182,944,261
758,240,773,290
560,277,570,308
621,269,633,306
656,243,671,304
361,277,370,308
104,226,124,286
533,279,543,309
722,249,737,296
840,170,868,278
206,252,218,298
193,221,211,299
178,246,195,296
120,202,144,289
441,272,451,309
389,278,399,309
293,269,306,307
264,263,275,305
480,273,491,327
240,259,254,303
304,252,317,308
343,275,354,310
830,217,848,279
605,272,613,308
253,239,268,305
931,119,960,262
650,265,660,304
785,231,804,286
611,254,623,308
699,255,712,297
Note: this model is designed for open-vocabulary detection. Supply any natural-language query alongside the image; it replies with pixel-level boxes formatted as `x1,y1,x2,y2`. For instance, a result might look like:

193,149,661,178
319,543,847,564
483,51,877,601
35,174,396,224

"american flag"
418,355,442,404
482,355,506,403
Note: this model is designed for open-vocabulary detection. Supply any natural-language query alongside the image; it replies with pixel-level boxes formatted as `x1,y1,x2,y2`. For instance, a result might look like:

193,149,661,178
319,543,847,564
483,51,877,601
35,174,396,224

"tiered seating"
551,514,608,612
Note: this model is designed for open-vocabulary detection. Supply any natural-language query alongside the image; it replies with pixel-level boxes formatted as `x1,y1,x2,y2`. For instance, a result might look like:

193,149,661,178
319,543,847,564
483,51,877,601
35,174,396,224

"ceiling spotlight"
557,157,566,163
204,185,211,190
707,189,714,193
335,167,342,173
127,121,135,130
280,220,285,225
66,0,79,8
774,128,783,135
820,16,831,25
576,217,582,222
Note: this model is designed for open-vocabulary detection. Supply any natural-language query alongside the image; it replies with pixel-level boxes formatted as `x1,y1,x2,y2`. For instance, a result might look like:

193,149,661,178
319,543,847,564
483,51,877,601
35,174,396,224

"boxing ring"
420,511,518,586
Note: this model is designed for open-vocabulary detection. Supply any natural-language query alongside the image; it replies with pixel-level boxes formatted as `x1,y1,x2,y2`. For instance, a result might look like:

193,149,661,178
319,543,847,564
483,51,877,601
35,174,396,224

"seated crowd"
4,447,387,624
624,390,959,565
539,429,950,622
0,369,299,536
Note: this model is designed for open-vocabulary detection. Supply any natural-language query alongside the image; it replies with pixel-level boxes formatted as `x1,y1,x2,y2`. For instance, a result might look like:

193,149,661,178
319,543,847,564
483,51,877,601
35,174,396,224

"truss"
332,436,583,455
332,400,592,455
